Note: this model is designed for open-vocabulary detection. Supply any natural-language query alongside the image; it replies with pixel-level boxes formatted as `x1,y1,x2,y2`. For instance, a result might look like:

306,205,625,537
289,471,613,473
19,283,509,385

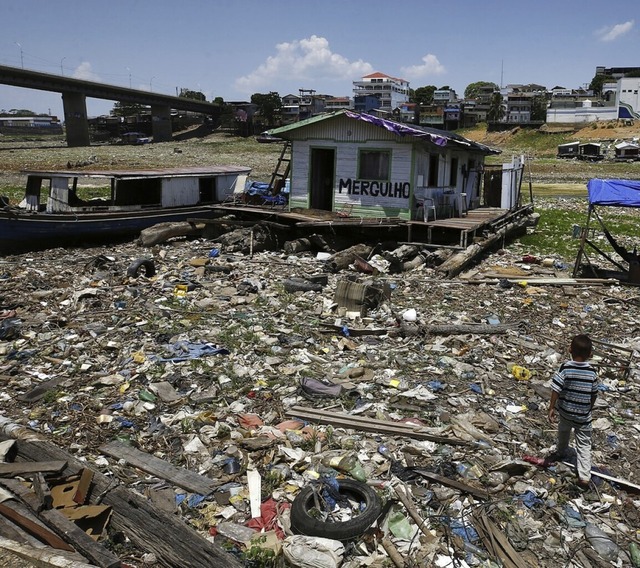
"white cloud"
234,35,373,94
72,62,101,82
400,54,446,81
596,20,634,42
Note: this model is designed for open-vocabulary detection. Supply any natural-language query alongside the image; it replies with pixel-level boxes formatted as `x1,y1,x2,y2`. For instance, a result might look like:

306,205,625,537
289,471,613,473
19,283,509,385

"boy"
548,334,599,487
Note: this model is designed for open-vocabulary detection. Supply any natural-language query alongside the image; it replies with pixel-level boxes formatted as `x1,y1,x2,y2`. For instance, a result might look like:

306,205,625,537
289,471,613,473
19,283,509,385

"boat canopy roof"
21,165,251,180
587,178,640,207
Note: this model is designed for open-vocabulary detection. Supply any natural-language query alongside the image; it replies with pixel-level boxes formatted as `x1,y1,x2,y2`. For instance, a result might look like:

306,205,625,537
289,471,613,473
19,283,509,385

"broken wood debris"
0,432,243,568
0,477,120,568
286,406,471,446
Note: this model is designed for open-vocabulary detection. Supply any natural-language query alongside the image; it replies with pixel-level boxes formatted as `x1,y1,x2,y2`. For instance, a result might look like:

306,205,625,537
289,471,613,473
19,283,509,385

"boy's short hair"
571,334,592,359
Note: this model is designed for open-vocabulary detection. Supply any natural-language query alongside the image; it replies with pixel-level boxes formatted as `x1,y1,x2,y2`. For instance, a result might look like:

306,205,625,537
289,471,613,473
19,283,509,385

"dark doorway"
483,166,503,207
309,148,335,211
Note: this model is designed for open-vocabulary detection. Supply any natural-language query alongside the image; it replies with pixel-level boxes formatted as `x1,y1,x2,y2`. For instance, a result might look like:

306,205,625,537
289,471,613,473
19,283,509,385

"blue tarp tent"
574,179,640,281
588,178,640,207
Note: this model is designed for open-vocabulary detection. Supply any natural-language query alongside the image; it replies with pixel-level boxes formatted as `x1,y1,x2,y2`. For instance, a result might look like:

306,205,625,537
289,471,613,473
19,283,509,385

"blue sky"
0,0,638,118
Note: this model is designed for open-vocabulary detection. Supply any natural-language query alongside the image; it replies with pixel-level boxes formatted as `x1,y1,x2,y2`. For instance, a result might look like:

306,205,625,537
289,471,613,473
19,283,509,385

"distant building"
0,115,63,134
353,94,381,113
617,77,640,119
596,66,640,79
323,97,352,112
352,72,410,111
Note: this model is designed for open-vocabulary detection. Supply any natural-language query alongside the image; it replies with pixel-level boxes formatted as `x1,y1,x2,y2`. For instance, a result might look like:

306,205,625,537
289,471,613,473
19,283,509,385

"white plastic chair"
421,197,437,222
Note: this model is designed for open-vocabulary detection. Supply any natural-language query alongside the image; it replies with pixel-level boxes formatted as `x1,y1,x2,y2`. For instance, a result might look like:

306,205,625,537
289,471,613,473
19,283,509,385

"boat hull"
0,206,219,254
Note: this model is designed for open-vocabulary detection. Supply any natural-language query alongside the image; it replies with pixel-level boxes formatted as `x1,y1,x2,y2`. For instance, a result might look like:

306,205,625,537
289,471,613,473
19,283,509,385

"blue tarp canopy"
587,178,640,207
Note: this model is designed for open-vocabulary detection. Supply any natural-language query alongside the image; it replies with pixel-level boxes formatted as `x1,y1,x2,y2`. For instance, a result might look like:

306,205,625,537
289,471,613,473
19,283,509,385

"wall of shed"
47,177,71,212
161,177,199,207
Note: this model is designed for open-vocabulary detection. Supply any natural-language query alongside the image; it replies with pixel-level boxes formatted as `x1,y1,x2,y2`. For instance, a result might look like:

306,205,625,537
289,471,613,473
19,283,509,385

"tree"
179,88,206,101
111,101,146,117
588,74,614,96
530,94,547,122
251,92,282,127
411,86,436,105
487,92,505,122
464,81,499,99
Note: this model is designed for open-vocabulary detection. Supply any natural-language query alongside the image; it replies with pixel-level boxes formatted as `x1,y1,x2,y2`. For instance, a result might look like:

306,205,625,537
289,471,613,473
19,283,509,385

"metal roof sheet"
21,165,252,179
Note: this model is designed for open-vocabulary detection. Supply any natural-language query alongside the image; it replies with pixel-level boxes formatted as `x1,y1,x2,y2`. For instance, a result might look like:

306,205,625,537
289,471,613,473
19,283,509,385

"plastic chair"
420,198,437,222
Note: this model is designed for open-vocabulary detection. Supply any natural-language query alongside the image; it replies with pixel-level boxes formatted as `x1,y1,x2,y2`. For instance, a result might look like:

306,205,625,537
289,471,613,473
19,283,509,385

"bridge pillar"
62,92,90,147
151,104,172,142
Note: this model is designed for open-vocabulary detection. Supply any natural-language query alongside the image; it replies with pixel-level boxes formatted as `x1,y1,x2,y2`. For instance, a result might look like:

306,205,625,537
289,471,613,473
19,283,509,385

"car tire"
290,479,382,541
127,258,156,278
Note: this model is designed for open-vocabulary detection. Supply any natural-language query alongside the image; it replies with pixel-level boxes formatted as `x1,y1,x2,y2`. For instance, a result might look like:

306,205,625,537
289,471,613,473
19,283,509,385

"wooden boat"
1,165,251,253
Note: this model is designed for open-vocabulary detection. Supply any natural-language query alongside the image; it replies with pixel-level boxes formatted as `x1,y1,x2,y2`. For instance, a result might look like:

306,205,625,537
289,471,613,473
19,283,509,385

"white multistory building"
352,72,410,112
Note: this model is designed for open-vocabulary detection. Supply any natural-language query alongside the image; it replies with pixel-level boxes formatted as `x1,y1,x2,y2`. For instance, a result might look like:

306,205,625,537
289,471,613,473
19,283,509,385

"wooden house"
266,110,504,222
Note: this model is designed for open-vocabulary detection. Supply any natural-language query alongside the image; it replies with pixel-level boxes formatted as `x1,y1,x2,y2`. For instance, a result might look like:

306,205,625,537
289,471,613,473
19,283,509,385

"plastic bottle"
584,523,620,561
322,453,367,482
629,542,640,567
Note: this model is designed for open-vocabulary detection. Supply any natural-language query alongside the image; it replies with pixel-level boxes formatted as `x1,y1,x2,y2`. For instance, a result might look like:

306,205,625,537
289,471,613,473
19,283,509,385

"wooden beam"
0,536,96,568
0,502,73,552
412,468,489,500
99,441,218,496
0,461,67,478
32,473,53,512
286,406,470,446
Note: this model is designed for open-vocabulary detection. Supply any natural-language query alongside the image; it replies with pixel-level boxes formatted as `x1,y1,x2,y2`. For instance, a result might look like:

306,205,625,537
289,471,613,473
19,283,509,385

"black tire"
127,258,156,278
290,479,382,541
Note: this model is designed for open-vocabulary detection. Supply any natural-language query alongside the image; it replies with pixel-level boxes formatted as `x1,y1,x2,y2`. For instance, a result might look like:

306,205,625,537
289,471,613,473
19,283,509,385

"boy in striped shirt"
548,334,599,487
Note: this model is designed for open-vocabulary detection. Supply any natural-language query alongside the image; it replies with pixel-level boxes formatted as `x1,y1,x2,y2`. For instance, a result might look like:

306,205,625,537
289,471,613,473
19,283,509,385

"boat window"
23,176,47,211
199,178,217,203
114,178,161,206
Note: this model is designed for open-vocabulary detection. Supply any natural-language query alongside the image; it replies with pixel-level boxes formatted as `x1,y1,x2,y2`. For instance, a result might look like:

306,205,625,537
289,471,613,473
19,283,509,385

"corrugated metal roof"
21,166,251,179
267,110,499,154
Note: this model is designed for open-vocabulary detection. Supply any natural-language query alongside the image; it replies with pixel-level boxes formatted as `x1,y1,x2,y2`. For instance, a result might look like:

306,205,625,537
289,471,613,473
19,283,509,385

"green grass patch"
519,197,640,264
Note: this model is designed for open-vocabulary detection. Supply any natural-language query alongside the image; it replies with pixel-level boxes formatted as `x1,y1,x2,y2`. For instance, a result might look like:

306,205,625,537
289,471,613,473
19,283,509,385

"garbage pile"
0,233,639,568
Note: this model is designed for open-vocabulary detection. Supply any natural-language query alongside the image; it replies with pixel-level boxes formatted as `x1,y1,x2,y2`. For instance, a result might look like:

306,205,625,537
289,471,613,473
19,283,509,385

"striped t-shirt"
551,360,598,423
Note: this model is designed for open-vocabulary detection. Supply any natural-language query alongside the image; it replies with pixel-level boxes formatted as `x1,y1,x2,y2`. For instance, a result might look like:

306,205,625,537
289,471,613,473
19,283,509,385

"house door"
483,167,503,207
309,148,335,211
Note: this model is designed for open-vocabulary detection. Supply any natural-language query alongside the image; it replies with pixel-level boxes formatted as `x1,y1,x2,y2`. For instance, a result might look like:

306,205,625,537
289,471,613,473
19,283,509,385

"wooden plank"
0,503,74,552
73,469,93,506
0,461,67,478
32,473,53,512
99,441,217,496
0,536,97,568
286,406,469,446
412,468,489,500
472,512,530,568
5,438,243,568
0,479,121,568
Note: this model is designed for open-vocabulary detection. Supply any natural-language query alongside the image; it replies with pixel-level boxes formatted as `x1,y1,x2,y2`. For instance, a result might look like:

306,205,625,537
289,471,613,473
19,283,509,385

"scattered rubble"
0,200,639,567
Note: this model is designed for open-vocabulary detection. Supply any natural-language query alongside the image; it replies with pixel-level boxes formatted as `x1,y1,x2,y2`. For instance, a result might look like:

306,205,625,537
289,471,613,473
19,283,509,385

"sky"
1,0,638,119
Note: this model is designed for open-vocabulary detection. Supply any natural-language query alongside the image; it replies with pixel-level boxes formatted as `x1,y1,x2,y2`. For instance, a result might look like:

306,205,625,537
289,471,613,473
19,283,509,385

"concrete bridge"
0,64,222,147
